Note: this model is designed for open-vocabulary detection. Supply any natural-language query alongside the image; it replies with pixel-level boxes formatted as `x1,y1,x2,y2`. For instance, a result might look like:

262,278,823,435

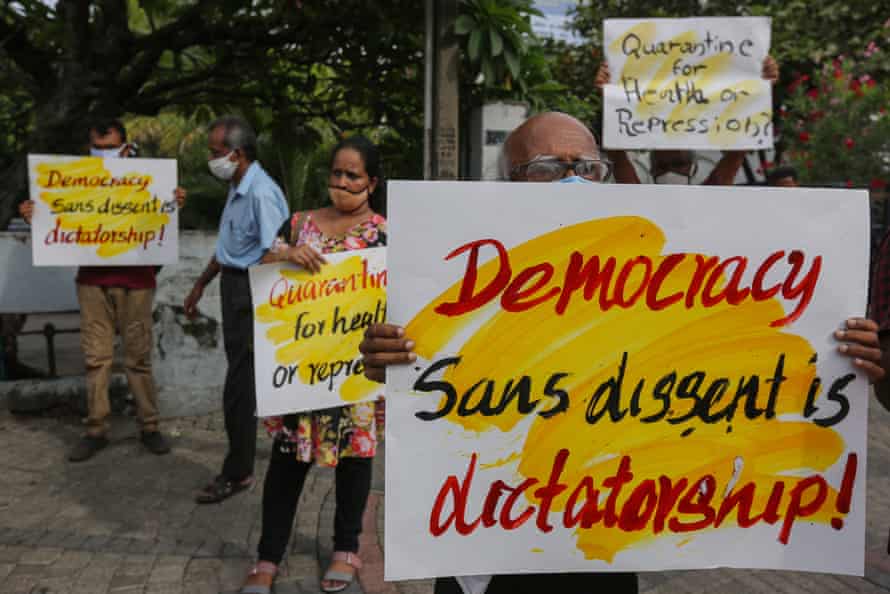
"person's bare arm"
606,149,641,184
703,151,746,186
184,256,220,318
595,63,641,185
701,57,779,187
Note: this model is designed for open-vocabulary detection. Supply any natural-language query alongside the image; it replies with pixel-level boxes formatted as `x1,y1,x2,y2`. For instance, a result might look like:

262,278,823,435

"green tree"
0,0,424,226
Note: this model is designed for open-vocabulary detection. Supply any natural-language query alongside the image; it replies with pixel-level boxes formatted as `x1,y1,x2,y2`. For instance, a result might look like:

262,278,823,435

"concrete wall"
0,233,78,312
1,231,226,418
152,231,226,417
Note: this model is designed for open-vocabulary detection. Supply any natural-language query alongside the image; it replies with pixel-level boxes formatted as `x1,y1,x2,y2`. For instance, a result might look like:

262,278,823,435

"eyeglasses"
510,156,612,182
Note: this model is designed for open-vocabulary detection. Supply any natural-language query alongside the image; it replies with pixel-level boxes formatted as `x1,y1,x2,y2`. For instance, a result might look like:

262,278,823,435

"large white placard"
251,248,387,417
380,181,868,580
28,154,178,266
603,18,773,150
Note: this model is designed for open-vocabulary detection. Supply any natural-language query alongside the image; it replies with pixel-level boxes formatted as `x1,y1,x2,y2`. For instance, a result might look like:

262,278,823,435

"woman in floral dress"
240,136,386,594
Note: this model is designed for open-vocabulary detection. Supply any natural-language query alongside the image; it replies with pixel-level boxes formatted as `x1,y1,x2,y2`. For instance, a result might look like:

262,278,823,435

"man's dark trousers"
220,268,256,482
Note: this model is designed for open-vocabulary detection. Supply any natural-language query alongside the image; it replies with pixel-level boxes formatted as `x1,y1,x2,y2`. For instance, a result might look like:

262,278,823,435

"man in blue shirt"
184,116,289,503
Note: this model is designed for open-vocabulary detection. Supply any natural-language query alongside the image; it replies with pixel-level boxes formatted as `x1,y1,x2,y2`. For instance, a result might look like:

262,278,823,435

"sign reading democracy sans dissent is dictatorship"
250,248,387,417
28,155,178,266
602,18,773,150
375,181,868,580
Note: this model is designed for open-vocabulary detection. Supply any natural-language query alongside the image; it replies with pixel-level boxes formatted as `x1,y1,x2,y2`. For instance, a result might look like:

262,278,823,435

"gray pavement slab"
1,395,889,594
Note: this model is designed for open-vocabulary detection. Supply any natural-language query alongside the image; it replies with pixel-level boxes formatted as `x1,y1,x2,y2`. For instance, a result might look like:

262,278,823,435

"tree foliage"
780,51,890,189
0,0,424,226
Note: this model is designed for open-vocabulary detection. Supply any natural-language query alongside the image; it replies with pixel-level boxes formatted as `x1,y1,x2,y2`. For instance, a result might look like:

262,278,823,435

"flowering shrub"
780,40,890,191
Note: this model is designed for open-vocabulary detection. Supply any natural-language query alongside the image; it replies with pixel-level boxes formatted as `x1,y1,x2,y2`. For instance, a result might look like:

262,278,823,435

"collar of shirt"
229,161,260,201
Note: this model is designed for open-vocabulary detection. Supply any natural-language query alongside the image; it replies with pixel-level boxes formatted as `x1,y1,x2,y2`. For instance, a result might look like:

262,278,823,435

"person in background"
238,135,386,594
18,118,185,461
358,111,886,594
595,56,779,186
766,165,800,188
184,116,289,504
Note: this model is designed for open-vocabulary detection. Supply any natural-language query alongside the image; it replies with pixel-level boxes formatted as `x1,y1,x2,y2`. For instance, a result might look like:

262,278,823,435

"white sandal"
321,551,362,593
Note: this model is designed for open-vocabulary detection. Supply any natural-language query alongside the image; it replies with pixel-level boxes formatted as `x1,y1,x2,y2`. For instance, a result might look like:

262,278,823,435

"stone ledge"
1,373,128,414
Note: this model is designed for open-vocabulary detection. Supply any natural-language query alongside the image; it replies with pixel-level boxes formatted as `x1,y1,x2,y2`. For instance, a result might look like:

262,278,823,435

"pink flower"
370,214,385,225
362,227,379,243
349,429,375,456
799,131,811,143
344,236,366,250
844,137,855,149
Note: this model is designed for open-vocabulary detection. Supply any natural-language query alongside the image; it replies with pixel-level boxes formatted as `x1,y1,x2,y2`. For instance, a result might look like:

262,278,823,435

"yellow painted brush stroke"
399,216,848,561
35,158,168,258
256,255,385,402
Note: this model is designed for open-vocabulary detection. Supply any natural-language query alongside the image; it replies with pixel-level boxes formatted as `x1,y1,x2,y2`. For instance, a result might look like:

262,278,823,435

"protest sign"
28,154,178,266
251,248,387,417
602,18,773,150
375,181,868,579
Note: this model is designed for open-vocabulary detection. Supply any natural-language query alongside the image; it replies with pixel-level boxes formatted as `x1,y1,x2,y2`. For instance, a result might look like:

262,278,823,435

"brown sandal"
195,475,253,504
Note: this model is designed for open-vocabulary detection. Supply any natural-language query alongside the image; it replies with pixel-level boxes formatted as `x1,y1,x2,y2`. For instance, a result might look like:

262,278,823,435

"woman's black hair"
330,135,386,216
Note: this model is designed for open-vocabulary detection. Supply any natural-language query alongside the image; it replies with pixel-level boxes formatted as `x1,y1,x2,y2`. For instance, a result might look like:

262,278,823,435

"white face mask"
208,151,238,181
654,171,693,185
90,146,124,158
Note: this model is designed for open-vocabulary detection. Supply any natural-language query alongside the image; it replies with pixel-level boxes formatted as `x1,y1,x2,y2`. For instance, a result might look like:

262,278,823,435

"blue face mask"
558,175,594,184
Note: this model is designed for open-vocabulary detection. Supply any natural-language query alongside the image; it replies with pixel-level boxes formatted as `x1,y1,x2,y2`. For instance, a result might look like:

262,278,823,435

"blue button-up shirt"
216,162,289,269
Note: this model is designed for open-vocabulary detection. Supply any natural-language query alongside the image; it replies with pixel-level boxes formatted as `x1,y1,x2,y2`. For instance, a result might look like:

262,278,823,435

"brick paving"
0,409,333,593
1,397,889,594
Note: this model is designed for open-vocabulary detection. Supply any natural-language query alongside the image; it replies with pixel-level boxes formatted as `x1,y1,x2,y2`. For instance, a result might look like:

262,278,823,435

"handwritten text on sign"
602,18,773,150
28,155,178,266
381,181,868,580
251,248,387,417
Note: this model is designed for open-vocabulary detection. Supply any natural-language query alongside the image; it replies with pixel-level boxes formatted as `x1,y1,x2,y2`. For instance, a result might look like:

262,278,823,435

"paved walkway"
1,398,890,594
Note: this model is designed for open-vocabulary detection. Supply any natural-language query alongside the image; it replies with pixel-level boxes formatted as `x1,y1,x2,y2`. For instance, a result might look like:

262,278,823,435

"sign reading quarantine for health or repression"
375,181,869,580
602,17,773,150
28,155,178,266
251,248,387,417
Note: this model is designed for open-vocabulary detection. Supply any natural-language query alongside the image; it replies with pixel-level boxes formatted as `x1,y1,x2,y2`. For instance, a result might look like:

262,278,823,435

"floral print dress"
263,211,386,467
